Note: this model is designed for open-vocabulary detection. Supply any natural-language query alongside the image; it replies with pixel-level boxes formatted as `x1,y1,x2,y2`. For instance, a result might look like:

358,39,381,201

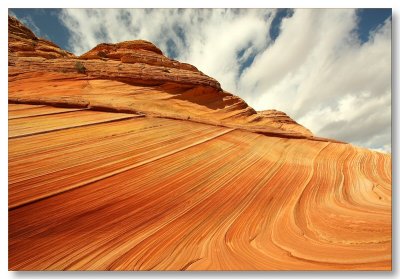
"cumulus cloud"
59,9,275,94
58,8,391,152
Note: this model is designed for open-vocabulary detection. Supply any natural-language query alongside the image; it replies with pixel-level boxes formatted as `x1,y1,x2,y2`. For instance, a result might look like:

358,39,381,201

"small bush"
60,50,68,57
75,61,86,74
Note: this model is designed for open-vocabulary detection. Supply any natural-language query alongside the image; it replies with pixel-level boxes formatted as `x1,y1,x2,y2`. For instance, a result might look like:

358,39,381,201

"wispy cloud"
9,10,50,40
58,8,391,152
8,9,17,18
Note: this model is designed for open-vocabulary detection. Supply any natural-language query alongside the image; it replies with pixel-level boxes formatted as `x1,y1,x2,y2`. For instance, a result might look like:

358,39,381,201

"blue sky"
8,9,392,152
9,8,391,55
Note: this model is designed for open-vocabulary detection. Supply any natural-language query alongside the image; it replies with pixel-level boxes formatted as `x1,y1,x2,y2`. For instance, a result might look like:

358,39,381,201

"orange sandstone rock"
8,104,391,271
257,109,313,136
8,16,75,59
7,15,315,139
8,16,391,271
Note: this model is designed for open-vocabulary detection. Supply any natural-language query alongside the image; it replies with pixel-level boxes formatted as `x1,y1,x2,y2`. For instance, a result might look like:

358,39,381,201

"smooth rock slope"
8,16,391,270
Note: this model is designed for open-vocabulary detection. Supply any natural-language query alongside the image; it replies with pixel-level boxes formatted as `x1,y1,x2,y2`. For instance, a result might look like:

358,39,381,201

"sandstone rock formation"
258,109,313,137
8,15,317,140
8,16,391,270
8,16,75,59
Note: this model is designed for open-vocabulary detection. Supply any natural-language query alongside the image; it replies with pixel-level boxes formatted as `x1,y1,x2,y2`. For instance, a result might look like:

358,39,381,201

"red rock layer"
8,104,391,270
8,15,314,139
80,40,199,71
8,16,75,59
8,16,391,271
257,109,313,136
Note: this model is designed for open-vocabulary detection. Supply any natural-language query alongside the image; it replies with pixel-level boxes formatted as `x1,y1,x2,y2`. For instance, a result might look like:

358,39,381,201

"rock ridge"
8,15,323,141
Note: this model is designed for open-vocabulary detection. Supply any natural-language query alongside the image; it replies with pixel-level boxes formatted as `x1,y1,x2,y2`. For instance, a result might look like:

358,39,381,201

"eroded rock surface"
8,16,391,271
8,16,75,59
8,15,316,140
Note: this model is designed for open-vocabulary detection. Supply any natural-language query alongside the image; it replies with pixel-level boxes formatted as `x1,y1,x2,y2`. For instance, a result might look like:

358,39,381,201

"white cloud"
58,8,391,152
59,8,275,95
17,15,41,37
8,10,51,40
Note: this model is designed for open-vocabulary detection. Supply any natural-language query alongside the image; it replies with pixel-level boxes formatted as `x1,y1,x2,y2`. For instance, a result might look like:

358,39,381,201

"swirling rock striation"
8,16,391,271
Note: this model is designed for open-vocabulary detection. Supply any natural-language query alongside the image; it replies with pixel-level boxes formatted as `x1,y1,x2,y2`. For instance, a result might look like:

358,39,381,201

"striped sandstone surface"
8,16,391,270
